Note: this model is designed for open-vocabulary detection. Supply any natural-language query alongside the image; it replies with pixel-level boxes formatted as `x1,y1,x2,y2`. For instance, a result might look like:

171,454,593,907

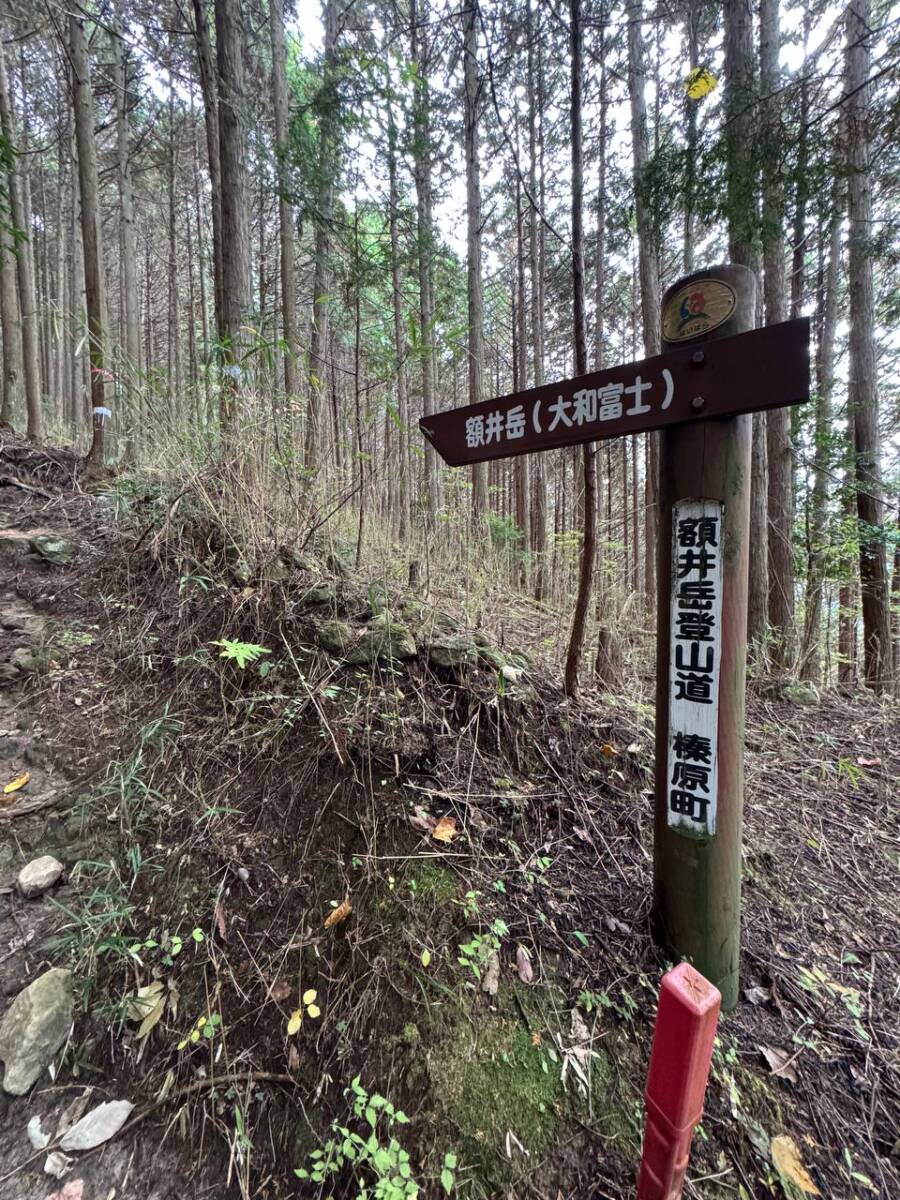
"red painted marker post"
637,963,721,1200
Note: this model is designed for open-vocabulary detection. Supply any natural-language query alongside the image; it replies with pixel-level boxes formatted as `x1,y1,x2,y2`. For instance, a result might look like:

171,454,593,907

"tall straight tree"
627,0,660,604
798,179,841,681
463,0,486,514
69,12,106,463
214,0,251,434
760,0,793,669
526,0,547,597
305,0,339,472
0,33,41,441
270,0,299,403
724,0,765,649
845,0,891,692
113,10,140,452
191,0,224,338
563,0,595,697
410,0,437,520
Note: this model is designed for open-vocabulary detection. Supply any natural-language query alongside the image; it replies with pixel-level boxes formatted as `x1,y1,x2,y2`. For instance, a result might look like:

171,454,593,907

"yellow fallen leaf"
600,744,616,758
324,898,352,929
685,66,717,99
3,772,30,794
306,1003,321,1019
287,1009,303,1036
421,949,432,968
137,994,166,1040
771,1134,820,1195
302,988,317,1006
431,816,458,844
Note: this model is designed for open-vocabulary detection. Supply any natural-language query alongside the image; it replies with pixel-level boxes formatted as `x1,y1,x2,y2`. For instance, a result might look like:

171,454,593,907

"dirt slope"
0,452,897,1200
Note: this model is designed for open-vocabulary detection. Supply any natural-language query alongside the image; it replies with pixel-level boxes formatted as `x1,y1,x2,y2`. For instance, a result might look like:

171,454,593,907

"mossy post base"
653,264,755,1011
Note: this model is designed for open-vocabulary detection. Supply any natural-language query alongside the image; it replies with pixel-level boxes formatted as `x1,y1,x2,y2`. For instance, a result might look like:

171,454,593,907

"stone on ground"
0,967,73,1094
346,614,417,664
30,535,76,565
428,635,480,669
17,855,64,899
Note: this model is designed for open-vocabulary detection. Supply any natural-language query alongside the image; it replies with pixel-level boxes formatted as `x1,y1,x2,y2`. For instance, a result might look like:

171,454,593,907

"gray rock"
0,736,21,759
30,536,76,566
9,647,38,672
304,580,336,606
0,535,30,563
346,614,417,664
263,558,292,583
367,580,391,616
1,613,26,631
231,559,252,586
17,855,64,899
0,967,73,1094
428,636,479,670
316,619,353,656
785,680,820,707
477,646,507,671
0,663,19,685
24,741,51,767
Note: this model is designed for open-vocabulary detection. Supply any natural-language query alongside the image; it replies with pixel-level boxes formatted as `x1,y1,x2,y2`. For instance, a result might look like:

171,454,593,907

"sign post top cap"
661,264,757,345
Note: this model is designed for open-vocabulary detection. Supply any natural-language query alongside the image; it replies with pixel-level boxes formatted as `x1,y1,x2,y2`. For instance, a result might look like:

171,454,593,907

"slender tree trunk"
564,0,595,698
70,13,107,463
761,0,794,670
191,0,224,341
114,12,140,455
386,86,411,540
724,0,765,654
526,0,547,598
305,0,338,473
845,0,891,692
463,0,486,515
270,0,299,404
514,164,529,580
167,47,181,414
627,0,660,608
410,0,438,521
0,183,21,427
683,1,699,271
214,0,252,436
0,35,41,441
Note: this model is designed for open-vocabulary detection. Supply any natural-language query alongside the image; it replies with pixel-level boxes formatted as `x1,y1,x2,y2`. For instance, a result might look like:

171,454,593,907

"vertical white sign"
667,499,724,837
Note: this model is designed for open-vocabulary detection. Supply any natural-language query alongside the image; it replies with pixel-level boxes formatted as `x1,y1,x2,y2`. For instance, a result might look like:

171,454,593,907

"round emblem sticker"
662,278,737,342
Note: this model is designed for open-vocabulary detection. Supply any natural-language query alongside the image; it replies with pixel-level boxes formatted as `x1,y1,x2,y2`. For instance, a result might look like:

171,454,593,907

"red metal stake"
637,963,721,1200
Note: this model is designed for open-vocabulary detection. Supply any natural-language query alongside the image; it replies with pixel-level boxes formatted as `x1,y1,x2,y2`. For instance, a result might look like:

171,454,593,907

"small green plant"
211,639,271,669
177,1011,222,1050
129,926,204,966
294,1076,446,1198
457,918,508,982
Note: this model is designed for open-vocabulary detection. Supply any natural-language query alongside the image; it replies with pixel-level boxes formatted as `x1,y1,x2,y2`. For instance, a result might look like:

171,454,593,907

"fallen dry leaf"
600,744,616,758
481,952,501,996
515,944,534,984
760,1045,798,1084
214,901,227,940
744,985,770,1006
409,805,437,834
324,897,352,929
287,1043,300,1071
270,979,292,1003
3,771,30,795
856,755,881,767
771,1134,820,1195
287,1009,303,1036
431,815,458,844
603,915,630,935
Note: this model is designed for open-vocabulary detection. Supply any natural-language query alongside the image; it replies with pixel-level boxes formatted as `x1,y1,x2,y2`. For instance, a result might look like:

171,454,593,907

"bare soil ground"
0,441,897,1199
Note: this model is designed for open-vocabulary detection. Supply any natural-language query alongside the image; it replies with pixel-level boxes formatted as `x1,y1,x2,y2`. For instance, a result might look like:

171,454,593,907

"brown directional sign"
420,317,809,467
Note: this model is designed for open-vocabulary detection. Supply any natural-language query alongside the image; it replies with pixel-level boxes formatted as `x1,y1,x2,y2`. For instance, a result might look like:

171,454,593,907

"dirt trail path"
0,493,213,1200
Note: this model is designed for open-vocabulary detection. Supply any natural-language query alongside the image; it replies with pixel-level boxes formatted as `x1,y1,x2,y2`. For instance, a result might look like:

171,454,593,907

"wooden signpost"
421,265,810,1011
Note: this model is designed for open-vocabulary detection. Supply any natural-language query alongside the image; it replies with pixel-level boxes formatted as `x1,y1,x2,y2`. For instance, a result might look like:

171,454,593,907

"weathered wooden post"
418,262,807,1016
653,265,756,1011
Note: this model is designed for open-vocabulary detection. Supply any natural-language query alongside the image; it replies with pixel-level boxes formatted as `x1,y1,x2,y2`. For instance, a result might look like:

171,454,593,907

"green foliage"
295,1077,456,1198
211,639,271,669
